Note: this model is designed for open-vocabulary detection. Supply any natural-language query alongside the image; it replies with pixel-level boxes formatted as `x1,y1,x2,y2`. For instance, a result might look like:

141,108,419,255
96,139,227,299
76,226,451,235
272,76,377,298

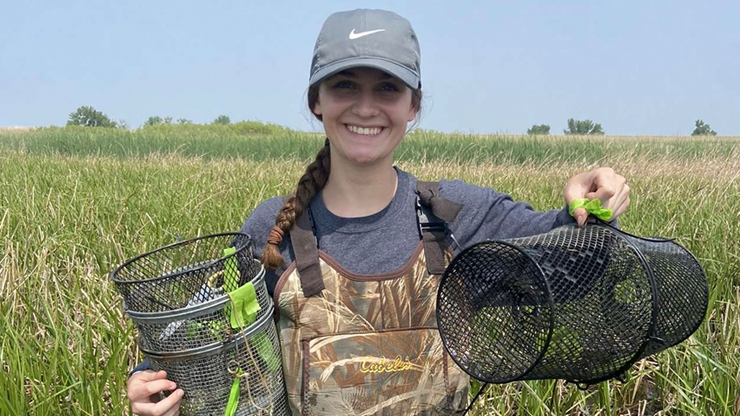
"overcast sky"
1,0,738,135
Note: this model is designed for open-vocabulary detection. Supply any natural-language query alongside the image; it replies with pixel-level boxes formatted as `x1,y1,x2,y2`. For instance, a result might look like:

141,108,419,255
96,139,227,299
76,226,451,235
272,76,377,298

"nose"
351,89,379,118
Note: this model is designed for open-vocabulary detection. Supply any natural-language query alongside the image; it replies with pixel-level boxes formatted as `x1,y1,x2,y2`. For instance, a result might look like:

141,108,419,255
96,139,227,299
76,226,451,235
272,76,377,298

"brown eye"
333,81,354,89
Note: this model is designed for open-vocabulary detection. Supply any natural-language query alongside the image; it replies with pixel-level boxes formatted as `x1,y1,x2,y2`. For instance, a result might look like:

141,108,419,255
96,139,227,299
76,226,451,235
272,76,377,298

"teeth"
347,125,382,136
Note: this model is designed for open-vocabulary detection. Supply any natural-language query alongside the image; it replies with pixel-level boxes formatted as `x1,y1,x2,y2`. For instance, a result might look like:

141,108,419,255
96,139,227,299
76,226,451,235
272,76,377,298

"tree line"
65,106,720,136
66,106,232,129
529,119,717,136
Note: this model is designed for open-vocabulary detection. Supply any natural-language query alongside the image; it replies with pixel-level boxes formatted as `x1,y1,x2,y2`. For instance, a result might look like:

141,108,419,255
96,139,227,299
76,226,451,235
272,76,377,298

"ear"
312,99,322,116
407,105,417,122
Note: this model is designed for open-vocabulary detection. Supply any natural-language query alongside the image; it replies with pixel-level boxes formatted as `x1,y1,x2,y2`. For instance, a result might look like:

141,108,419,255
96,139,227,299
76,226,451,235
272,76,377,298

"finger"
610,182,630,214
154,389,184,416
585,169,618,204
585,185,616,206
131,389,183,416
598,178,629,217
133,370,169,383
129,379,177,403
128,371,158,402
164,404,181,416
572,207,587,227
611,196,630,220
565,169,614,205
143,379,178,397
563,175,591,205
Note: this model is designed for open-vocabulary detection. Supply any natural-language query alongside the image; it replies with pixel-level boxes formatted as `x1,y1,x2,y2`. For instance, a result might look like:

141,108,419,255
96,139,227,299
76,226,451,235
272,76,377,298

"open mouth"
345,124,384,136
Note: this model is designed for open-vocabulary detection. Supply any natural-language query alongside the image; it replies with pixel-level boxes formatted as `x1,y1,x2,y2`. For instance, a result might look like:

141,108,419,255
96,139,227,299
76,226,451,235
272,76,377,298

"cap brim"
309,57,420,89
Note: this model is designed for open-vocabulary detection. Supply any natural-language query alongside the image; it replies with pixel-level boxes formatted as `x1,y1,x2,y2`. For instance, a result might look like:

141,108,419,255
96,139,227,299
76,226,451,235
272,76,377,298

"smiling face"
312,67,418,168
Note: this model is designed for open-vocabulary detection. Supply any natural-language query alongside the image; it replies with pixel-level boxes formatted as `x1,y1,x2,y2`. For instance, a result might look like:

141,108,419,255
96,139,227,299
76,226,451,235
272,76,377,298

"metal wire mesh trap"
110,232,289,415
437,222,708,386
146,305,288,416
111,233,259,314
124,267,270,353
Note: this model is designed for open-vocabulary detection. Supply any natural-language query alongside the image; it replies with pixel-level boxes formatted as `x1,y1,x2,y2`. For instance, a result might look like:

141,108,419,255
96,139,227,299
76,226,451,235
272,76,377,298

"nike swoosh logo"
349,28,386,40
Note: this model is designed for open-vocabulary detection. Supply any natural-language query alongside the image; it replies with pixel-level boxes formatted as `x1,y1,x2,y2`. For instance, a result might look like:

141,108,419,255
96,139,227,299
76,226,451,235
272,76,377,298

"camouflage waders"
273,182,470,415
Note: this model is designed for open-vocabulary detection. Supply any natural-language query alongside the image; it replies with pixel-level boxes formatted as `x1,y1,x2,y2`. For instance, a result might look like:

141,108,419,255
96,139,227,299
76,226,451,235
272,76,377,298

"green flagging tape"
224,369,242,416
569,198,613,221
228,282,260,329
223,247,239,293
226,281,279,372
253,331,280,372
223,252,280,405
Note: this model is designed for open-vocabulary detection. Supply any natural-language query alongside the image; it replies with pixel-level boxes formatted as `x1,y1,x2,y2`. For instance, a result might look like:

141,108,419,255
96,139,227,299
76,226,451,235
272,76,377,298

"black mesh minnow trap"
437,222,708,386
111,233,260,314
111,233,289,416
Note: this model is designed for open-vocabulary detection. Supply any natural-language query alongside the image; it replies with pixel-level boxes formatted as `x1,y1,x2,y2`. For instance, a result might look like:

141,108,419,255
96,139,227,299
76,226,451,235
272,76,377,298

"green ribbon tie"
569,198,613,221
224,369,242,416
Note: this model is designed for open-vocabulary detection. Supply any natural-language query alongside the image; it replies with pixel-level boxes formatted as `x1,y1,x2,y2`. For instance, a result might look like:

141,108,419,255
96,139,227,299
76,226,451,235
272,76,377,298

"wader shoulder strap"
289,208,325,297
416,181,464,274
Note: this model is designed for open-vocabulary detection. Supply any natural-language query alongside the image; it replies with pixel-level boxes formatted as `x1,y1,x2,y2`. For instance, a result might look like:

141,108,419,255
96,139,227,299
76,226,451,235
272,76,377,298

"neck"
322,162,398,218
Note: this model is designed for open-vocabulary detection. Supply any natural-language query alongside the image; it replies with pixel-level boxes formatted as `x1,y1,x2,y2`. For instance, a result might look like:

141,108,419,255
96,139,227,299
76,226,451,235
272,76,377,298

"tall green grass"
1,128,738,415
3,126,739,165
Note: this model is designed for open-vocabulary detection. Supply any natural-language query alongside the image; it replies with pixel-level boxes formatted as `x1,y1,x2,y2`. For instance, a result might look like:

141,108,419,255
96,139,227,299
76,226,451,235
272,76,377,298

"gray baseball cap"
309,9,421,89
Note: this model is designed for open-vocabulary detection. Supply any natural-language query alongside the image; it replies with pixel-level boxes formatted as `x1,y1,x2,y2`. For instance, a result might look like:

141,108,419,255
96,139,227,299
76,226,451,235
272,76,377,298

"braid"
261,138,331,269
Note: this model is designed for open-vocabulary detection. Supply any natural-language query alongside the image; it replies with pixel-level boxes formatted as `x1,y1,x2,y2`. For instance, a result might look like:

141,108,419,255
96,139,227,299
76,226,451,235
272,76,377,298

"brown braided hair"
260,82,423,270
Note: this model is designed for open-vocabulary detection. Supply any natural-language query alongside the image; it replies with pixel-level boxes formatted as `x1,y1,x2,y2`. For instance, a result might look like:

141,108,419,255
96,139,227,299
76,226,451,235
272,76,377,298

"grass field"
1,126,738,415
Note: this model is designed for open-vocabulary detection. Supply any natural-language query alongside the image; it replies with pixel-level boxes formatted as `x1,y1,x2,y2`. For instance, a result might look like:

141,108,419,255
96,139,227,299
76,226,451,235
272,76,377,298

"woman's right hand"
127,370,184,416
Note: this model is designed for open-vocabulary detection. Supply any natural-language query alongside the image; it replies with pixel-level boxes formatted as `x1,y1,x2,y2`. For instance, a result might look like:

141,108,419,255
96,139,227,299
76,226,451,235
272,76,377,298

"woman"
127,8,629,416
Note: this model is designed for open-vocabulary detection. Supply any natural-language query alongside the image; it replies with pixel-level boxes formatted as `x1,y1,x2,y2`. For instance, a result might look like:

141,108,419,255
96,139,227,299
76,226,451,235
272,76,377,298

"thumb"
571,206,587,228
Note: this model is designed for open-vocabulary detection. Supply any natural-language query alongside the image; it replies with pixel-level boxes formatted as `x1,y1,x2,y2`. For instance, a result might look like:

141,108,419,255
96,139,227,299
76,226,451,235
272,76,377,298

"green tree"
143,116,174,127
212,115,231,125
691,119,717,136
66,106,117,128
564,118,604,135
143,116,164,127
177,118,193,124
527,124,550,135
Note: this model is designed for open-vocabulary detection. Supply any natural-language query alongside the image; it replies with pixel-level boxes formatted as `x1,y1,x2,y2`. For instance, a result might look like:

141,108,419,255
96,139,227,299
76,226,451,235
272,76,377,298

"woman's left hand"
563,167,630,227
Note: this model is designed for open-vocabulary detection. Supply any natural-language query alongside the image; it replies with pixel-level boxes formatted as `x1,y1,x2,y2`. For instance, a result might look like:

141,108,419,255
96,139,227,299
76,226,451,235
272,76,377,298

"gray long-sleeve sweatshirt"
241,167,576,295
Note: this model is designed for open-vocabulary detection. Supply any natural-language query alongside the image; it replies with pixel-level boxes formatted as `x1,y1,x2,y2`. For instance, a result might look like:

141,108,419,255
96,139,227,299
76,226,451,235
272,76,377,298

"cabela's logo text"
360,356,414,374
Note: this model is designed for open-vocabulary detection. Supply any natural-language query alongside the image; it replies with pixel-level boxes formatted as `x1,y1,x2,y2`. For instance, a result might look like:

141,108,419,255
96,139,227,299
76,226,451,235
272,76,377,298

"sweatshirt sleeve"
130,359,151,376
439,179,576,249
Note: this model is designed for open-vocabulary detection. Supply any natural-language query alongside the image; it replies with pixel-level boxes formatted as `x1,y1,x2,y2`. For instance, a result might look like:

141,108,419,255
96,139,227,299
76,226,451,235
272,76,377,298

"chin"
339,147,381,164
350,156,379,165
345,151,386,165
